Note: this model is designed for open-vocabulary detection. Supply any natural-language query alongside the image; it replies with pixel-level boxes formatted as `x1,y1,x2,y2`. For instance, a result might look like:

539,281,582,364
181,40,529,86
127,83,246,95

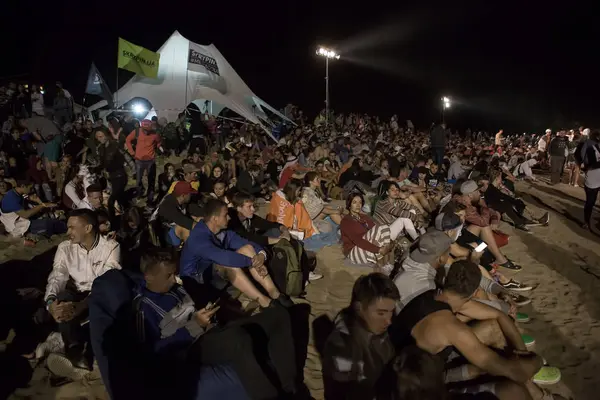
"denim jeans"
584,185,600,225
302,230,339,252
135,160,156,202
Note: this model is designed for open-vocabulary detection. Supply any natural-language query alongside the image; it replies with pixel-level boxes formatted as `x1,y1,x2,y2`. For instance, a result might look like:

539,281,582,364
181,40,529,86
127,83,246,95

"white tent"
100,30,292,139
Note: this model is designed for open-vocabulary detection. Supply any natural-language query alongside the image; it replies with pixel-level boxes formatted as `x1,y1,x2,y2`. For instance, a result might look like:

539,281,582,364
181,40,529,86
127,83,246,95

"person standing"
126,119,163,205
581,130,600,230
495,129,504,146
548,130,568,185
430,122,446,167
30,85,45,116
95,130,128,226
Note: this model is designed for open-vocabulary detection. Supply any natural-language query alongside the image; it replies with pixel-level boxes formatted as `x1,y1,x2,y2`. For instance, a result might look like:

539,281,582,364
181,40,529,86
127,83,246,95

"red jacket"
340,214,380,256
126,129,161,161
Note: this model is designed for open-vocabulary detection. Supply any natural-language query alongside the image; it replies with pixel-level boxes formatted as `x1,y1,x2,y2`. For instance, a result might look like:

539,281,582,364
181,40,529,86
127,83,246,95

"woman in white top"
30,85,45,116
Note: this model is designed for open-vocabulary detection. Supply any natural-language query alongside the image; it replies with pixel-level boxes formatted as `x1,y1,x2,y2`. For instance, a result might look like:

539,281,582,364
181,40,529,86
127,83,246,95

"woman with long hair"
157,163,176,202
373,181,423,238
267,178,338,251
302,171,343,230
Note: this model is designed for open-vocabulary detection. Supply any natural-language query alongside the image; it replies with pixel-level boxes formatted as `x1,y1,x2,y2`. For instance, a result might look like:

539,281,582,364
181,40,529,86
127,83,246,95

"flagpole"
115,39,119,109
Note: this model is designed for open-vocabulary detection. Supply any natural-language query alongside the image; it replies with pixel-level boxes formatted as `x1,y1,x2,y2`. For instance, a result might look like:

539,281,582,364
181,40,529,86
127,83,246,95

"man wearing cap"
393,230,453,311
126,119,163,204
453,180,521,271
157,181,197,246
167,161,201,194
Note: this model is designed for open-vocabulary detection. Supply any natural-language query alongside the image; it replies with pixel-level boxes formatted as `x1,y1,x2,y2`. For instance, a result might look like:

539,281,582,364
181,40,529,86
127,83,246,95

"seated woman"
341,193,415,274
157,163,177,202
323,273,400,400
302,171,343,232
209,179,232,207
267,179,338,252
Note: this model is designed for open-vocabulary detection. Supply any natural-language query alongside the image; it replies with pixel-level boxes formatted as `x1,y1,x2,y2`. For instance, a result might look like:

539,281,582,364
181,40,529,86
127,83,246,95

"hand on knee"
236,244,256,257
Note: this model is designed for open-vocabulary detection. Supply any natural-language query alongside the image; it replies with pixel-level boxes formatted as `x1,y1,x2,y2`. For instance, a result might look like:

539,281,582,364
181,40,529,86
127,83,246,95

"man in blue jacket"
180,199,293,309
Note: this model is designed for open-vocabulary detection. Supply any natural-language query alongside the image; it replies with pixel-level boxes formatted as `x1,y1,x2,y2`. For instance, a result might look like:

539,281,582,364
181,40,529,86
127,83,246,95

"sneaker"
494,260,523,271
533,366,562,385
46,353,90,381
501,279,533,292
515,312,530,323
510,293,532,306
515,224,531,232
35,332,64,360
539,212,550,226
522,333,536,348
308,271,323,281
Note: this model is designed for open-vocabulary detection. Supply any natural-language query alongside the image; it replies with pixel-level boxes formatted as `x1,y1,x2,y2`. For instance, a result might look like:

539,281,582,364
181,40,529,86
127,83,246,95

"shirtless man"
391,260,562,400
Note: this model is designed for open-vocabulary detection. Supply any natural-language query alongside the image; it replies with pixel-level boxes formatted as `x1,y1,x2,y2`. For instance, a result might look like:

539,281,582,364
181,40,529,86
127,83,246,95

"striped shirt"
373,197,418,225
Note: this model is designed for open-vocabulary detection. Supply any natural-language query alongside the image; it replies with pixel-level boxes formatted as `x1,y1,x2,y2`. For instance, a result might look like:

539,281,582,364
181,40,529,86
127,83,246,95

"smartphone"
474,242,488,252
205,298,221,311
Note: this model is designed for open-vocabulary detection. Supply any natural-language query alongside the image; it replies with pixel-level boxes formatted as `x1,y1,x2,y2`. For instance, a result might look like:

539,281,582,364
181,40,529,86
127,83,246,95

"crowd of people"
1,85,596,399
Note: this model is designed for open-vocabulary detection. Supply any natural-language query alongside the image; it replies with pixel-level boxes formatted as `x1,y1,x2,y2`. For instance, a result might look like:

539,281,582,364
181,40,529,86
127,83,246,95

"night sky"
2,1,597,132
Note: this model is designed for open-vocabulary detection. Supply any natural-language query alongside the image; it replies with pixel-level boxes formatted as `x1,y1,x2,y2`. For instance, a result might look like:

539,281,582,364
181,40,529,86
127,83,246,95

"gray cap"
434,212,462,231
460,180,479,195
410,230,453,264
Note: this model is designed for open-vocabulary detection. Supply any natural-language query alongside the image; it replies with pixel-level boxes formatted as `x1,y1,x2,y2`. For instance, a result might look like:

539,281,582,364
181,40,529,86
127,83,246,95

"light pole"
441,96,451,124
316,47,340,126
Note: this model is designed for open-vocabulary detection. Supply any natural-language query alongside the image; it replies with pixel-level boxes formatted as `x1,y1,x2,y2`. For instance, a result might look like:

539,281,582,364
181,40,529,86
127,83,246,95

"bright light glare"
317,47,340,59
442,96,451,109
132,103,147,115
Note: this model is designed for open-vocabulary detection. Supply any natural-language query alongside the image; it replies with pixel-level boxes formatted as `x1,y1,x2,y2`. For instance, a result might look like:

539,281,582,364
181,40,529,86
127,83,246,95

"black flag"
85,62,112,105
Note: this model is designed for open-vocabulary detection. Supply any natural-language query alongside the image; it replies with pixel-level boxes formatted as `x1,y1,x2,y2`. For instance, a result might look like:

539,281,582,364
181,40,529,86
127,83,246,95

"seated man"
167,162,201,194
481,170,549,232
156,181,196,246
0,180,65,237
392,260,560,400
228,192,322,288
180,199,293,309
45,209,121,371
394,165,432,214
134,249,279,399
452,180,521,270
323,273,400,400
236,164,268,197
432,210,532,309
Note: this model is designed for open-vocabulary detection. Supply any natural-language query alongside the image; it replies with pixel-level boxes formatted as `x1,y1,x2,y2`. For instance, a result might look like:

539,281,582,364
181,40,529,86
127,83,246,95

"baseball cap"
173,181,197,196
141,119,153,130
545,129,551,133
182,164,200,174
410,231,453,264
460,180,479,195
434,212,462,231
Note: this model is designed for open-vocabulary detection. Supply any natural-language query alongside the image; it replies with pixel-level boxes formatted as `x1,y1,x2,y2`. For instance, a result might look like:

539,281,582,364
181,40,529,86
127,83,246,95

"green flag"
117,38,160,78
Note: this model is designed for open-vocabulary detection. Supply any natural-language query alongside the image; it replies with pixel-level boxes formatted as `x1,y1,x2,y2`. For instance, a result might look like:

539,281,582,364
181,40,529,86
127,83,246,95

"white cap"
583,128,590,136
545,129,551,133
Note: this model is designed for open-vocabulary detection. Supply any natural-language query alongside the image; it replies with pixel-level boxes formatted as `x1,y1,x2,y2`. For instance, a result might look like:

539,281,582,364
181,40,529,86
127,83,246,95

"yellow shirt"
167,180,200,194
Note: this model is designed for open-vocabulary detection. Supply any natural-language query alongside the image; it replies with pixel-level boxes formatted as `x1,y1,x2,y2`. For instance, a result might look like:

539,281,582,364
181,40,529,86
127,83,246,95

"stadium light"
316,47,341,125
441,96,451,123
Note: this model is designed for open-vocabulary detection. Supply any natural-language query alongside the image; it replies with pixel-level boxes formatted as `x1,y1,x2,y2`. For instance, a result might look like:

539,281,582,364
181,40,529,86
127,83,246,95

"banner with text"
187,42,221,77
118,37,160,78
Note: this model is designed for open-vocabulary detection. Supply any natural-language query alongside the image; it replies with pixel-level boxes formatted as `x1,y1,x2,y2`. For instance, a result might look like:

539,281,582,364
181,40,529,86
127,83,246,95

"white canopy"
100,31,291,137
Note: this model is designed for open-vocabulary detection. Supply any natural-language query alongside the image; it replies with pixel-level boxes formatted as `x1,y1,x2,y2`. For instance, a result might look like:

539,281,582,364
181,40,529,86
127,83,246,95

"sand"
3,177,599,399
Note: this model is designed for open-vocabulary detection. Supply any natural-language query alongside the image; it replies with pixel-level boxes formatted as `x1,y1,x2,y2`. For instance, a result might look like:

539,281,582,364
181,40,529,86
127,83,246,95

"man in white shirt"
495,129,503,146
45,209,121,370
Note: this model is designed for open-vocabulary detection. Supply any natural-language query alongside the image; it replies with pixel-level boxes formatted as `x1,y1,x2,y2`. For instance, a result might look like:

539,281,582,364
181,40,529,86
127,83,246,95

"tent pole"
185,69,188,111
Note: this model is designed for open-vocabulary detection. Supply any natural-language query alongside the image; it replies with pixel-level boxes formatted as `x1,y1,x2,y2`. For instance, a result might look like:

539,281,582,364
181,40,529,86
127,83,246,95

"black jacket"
430,125,446,148
227,208,282,247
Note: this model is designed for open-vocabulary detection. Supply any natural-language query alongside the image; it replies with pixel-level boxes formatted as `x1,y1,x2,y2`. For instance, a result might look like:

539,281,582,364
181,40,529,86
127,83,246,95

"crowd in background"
1,81,597,400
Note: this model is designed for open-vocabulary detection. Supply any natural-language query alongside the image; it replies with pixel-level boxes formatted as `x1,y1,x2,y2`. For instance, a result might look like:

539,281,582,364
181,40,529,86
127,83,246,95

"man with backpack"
228,192,322,297
126,119,163,205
